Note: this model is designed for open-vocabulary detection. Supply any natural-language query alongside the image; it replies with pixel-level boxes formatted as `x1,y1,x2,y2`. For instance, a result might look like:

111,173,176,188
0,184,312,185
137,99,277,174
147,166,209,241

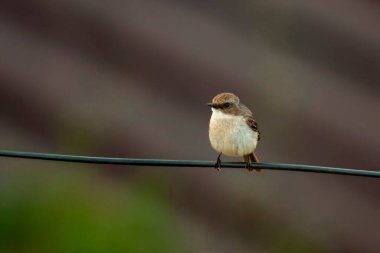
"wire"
0,150,379,178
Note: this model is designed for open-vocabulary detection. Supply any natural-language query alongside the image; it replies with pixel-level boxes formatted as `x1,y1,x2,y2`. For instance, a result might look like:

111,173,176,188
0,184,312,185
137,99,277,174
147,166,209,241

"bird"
208,92,261,172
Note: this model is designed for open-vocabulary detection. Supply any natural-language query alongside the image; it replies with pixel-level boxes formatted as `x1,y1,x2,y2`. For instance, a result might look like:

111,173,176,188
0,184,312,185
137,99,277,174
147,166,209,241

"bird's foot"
246,161,262,173
245,161,254,172
214,153,222,171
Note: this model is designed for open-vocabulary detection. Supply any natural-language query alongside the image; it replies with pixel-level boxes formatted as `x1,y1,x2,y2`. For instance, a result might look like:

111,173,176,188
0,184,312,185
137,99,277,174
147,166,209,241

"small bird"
208,92,261,172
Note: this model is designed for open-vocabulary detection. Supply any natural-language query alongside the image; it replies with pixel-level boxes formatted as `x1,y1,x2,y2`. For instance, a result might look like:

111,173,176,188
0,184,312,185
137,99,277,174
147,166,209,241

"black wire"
0,150,379,178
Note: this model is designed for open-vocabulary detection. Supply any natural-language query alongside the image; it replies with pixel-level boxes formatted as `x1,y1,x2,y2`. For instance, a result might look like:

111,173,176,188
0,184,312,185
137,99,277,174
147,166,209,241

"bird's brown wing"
246,116,261,141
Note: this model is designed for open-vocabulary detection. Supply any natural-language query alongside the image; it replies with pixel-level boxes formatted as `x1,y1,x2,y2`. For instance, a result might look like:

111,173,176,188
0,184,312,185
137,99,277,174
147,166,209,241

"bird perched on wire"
208,92,261,172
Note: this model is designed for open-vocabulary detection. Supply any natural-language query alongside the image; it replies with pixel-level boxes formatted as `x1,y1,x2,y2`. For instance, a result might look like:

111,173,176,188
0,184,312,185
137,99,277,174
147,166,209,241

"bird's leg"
243,154,253,171
249,152,262,172
214,152,222,171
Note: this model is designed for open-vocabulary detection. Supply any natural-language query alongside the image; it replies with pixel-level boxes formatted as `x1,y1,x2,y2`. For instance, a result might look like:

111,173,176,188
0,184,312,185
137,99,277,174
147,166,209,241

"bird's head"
207,93,240,114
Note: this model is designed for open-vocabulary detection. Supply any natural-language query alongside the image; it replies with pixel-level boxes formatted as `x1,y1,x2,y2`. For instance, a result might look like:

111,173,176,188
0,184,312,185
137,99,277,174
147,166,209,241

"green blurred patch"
268,232,324,253
0,167,188,253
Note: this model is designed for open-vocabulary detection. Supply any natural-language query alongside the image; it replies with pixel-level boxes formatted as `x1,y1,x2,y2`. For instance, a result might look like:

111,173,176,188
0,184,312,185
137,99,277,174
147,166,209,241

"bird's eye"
224,103,231,108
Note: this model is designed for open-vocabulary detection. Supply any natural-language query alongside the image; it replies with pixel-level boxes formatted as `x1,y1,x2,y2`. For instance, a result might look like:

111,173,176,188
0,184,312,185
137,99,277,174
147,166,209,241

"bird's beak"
207,103,214,108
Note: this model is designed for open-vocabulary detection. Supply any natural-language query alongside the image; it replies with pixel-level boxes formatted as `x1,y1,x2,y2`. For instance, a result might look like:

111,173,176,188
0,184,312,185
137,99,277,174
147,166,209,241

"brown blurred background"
1,0,380,252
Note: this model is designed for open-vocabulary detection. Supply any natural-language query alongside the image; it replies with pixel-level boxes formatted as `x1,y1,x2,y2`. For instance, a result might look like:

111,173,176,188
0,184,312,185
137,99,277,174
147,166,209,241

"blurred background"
0,0,380,252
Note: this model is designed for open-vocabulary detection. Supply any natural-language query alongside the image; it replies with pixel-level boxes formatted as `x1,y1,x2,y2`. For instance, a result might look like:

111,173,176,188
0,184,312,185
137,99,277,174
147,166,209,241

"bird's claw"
245,161,254,172
214,153,222,171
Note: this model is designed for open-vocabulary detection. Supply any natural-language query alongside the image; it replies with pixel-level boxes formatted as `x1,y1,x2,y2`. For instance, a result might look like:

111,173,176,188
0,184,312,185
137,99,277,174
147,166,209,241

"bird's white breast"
209,109,258,156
